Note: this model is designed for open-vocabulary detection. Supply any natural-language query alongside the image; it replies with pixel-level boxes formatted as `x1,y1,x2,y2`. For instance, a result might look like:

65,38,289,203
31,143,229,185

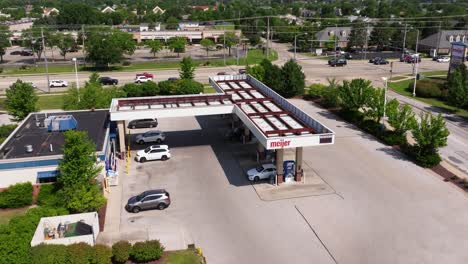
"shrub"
122,61,131,66
0,206,69,264
130,240,164,263
321,87,341,108
67,242,93,264
19,65,29,70
338,110,363,124
307,83,326,98
0,67,3,73
401,144,442,168
410,80,443,98
30,244,69,264
0,182,33,208
0,124,17,144
37,184,62,207
112,240,132,264
174,79,204,95
92,244,113,264
381,131,406,146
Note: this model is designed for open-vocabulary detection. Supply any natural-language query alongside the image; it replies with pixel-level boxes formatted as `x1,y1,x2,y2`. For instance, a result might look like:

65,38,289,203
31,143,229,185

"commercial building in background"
419,30,467,56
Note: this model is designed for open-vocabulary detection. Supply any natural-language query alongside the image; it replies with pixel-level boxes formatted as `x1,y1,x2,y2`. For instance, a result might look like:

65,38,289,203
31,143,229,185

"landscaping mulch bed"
97,201,107,232
432,165,468,191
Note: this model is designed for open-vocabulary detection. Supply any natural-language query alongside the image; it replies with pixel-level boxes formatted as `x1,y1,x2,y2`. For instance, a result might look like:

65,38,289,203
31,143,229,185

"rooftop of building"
0,110,109,160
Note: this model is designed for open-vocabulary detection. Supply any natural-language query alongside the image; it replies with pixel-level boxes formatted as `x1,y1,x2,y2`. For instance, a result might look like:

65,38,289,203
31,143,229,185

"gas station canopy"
109,74,335,150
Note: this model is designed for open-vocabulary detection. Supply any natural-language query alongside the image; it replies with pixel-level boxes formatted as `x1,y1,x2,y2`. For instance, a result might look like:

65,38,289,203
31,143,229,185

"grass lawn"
0,94,64,111
0,207,29,225
0,49,278,76
390,76,408,81
212,24,235,30
164,249,204,264
389,79,468,119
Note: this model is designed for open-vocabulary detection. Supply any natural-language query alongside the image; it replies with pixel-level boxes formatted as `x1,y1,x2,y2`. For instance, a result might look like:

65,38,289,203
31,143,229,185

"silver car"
125,189,171,213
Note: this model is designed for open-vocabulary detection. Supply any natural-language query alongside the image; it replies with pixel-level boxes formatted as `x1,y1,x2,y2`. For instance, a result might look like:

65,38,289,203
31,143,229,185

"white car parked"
135,145,171,163
246,164,277,182
134,76,152,83
49,80,68,87
135,130,165,144
437,56,450,63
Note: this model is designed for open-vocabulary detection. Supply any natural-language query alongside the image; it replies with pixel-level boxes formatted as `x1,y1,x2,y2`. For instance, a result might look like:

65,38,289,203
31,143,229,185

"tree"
338,78,374,112
57,33,76,60
58,130,106,213
412,113,449,155
347,20,367,49
167,37,187,57
200,38,215,57
260,59,283,93
179,56,195,80
386,100,417,136
173,79,204,94
56,3,99,25
324,35,339,50
5,80,38,122
46,33,60,61
369,22,395,50
280,59,305,98
0,25,11,62
165,17,179,30
447,64,468,109
146,40,163,58
22,28,44,61
220,32,240,56
365,88,385,122
85,29,136,67
246,64,265,82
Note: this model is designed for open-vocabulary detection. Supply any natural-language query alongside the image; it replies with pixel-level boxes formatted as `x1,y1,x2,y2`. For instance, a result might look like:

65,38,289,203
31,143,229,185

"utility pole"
266,16,270,59
294,34,297,60
223,32,226,66
334,24,337,62
389,61,394,83
402,23,407,58
412,30,420,97
81,25,86,64
364,23,369,61
435,21,442,57
41,27,50,93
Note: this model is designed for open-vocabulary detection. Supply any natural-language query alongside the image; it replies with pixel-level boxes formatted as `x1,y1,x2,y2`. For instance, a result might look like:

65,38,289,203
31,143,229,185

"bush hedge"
0,182,33,208
112,240,132,264
37,184,62,207
307,83,326,98
0,124,17,144
30,243,112,264
30,244,69,264
92,244,113,264
401,144,442,168
0,206,69,264
410,79,444,98
130,240,165,263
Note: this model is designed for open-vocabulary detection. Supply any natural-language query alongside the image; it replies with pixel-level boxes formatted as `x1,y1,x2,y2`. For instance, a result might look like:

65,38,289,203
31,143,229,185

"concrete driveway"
105,102,468,264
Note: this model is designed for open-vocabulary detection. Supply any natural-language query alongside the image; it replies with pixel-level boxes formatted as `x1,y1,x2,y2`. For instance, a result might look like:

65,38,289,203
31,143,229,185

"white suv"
246,164,277,182
135,130,165,144
135,145,171,163
135,76,152,83
49,80,68,87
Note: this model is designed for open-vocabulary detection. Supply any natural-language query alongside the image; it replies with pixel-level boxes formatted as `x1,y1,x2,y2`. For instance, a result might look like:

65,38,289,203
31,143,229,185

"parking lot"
100,100,468,264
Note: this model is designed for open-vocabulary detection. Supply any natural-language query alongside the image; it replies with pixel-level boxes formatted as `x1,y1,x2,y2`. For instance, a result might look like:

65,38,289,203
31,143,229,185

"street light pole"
412,30,420,97
72,58,80,102
382,77,388,130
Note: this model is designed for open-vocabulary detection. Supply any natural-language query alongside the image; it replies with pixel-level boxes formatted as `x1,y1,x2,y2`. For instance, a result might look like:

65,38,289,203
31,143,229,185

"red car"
136,72,154,79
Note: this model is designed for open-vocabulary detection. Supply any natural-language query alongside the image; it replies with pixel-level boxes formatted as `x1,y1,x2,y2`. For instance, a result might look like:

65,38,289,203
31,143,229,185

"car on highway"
369,57,381,63
437,56,450,63
136,72,154,79
25,82,37,89
373,58,389,65
403,54,421,63
134,75,152,83
136,130,165,144
125,189,171,213
98,77,118,85
167,77,179,81
238,68,246,74
328,58,347,67
135,145,171,163
49,80,68,87
128,118,158,129
247,164,276,182
217,72,227,75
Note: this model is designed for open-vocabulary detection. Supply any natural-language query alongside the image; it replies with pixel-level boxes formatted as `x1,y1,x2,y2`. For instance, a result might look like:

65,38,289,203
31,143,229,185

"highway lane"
0,66,243,93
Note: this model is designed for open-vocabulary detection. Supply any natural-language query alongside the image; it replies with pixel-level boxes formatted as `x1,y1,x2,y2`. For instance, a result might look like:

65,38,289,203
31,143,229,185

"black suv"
373,58,389,65
125,189,171,213
128,118,158,129
328,58,347,67
98,77,118,85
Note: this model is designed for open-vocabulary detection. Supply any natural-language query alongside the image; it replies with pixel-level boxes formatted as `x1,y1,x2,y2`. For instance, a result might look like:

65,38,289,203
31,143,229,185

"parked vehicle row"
368,57,389,65
10,49,33,56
